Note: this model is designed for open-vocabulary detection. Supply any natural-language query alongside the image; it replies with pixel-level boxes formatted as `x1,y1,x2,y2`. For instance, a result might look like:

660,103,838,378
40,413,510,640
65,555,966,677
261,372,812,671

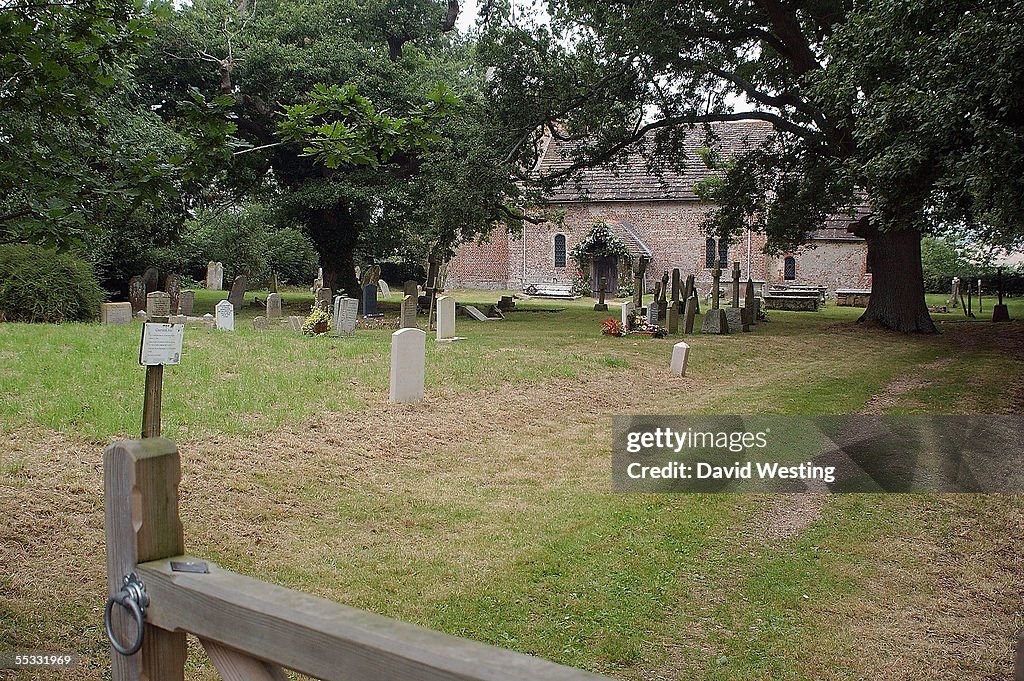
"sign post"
139,316,184,438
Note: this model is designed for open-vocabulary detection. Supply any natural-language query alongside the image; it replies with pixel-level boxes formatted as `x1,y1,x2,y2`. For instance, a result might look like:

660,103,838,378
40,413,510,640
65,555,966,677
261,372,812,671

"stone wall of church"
446,200,868,296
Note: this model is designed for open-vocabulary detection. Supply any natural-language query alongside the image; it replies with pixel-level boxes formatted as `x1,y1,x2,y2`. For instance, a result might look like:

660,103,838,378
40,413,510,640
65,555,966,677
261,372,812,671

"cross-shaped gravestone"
594,277,609,311
731,261,741,308
711,260,722,309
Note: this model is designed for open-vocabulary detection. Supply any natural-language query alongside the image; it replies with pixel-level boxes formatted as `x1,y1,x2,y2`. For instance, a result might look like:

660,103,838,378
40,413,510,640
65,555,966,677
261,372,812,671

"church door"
592,256,618,297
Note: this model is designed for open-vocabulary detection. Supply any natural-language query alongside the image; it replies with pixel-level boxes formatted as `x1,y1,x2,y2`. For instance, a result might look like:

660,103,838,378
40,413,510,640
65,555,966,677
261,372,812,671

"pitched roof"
536,121,773,203
811,205,872,241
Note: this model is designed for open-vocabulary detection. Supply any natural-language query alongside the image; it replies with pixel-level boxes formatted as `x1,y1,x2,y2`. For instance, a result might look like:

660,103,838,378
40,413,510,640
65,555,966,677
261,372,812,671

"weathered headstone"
724,307,748,333
620,301,634,329
215,299,234,331
206,261,224,290
101,302,133,325
667,302,679,334
401,294,418,329
179,291,195,316
949,277,960,306
682,273,695,309
659,271,669,304
701,260,728,335
287,315,304,331
228,275,247,311
168,314,187,325
269,272,279,294
137,310,148,321
632,256,649,310
684,293,698,333
335,297,359,335
146,291,171,318
595,277,609,311
315,287,332,312
379,280,391,298
404,280,418,298
436,295,456,340
362,283,379,316
498,295,516,312
670,341,690,377
252,316,269,331
647,300,660,327
671,268,681,309
389,327,426,404
744,278,757,326
128,276,146,312
142,267,159,295
266,292,282,319
164,274,181,314
731,261,741,309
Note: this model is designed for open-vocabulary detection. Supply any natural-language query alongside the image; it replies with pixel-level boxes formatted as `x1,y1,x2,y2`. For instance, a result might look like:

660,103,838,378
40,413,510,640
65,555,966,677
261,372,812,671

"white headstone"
389,328,426,404
101,302,133,325
670,341,690,377
620,301,634,327
436,295,456,340
215,299,234,331
266,293,282,319
335,297,358,335
379,280,391,297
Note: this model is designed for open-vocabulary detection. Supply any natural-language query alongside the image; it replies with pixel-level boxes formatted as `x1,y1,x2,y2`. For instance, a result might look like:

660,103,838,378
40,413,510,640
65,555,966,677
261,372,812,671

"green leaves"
277,81,460,169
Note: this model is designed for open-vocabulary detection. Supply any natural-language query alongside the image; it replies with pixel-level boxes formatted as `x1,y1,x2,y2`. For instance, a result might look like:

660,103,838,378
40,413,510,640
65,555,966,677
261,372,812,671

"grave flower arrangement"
601,318,624,336
302,306,332,336
601,311,667,338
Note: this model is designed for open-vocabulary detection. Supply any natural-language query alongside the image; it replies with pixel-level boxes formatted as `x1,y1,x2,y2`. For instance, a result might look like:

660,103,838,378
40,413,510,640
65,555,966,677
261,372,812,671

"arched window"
705,237,716,268
784,256,796,280
554,233,566,268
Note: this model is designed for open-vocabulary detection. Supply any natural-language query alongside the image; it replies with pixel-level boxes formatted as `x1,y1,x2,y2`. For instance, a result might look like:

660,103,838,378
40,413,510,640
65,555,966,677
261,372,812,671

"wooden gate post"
104,438,186,681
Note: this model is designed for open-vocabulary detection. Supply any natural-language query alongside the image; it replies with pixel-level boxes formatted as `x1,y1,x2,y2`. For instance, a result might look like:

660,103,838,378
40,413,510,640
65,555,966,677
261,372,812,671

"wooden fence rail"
104,438,612,681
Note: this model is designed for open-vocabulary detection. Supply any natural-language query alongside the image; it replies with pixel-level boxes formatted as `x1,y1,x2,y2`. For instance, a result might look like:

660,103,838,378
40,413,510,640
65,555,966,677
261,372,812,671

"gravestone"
682,274,695,310
137,310,148,320
252,316,269,331
206,261,224,290
436,295,456,340
401,294,417,329
744,278,757,326
667,302,679,334
379,280,391,297
228,275,247,311
701,260,728,335
659,271,669,305
128,276,146,312
310,267,323,294
671,268,681,315
335,297,358,335
287,315,304,331
684,293,698,333
620,301,634,329
169,314,187,325
101,302,133,325
266,293,282,319
724,307,748,333
594,277,608,311
179,290,195,316
142,267,159,295
670,342,690,377
163,275,181,314
403,280,418,298
362,283,379,316
731,261,741,308
632,256,649,310
498,295,516,312
647,300,660,327
269,272,279,294
949,277,960,306
146,291,171,318
215,299,234,331
315,287,332,312
389,327,426,404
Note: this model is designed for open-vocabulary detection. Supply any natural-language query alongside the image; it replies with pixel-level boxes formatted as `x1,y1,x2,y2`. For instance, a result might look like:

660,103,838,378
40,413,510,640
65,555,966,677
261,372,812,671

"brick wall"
768,241,871,296
445,233,510,289
446,200,869,294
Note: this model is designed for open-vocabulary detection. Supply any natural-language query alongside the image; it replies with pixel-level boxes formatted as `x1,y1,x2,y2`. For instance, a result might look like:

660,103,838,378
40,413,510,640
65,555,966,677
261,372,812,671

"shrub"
265,228,319,285
0,244,104,323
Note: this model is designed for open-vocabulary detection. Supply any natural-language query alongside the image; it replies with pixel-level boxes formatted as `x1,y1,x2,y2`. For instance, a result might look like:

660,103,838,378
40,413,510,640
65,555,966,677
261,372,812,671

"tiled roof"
536,121,773,202
810,205,871,241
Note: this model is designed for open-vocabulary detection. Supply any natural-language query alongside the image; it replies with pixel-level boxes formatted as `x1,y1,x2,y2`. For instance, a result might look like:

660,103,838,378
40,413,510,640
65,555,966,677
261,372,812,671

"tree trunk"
855,223,937,333
306,207,362,300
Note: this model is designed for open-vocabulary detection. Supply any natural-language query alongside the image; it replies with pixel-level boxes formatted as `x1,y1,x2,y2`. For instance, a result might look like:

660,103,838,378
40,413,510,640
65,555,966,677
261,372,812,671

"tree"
478,0,1024,332
139,0,522,297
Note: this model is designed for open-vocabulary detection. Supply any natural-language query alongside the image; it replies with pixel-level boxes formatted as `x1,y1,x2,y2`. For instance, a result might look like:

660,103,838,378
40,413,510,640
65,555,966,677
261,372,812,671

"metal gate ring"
104,591,145,656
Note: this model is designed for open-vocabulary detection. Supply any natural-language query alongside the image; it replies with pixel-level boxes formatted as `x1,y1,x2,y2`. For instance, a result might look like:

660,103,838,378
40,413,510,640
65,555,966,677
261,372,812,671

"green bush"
265,228,319,285
0,244,104,322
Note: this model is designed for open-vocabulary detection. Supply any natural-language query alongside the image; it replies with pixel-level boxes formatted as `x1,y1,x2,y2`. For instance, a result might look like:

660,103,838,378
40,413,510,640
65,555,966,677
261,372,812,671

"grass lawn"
1,289,1022,680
